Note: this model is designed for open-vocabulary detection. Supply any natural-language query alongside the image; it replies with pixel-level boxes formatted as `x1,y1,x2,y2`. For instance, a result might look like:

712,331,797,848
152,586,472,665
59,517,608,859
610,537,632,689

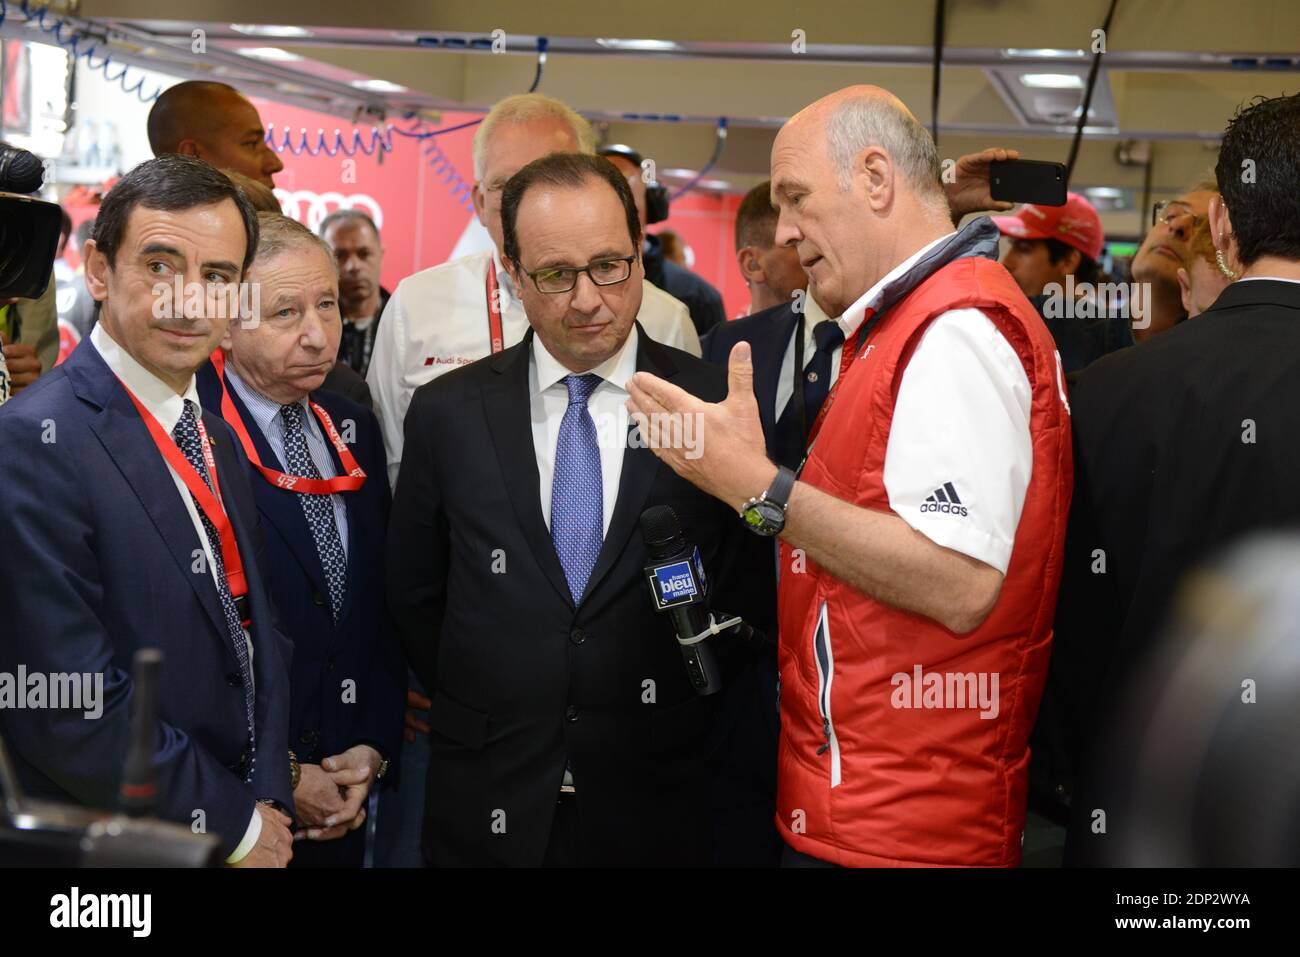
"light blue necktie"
551,373,604,605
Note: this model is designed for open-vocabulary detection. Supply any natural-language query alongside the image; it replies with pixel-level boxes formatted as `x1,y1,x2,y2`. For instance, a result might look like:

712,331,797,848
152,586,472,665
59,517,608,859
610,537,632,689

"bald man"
148,81,284,188
628,85,1072,867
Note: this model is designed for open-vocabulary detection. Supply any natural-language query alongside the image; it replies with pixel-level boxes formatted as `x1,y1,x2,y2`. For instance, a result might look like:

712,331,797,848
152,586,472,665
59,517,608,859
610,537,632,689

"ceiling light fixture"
237,47,303,62
231,24,312,38
595,38,681,52
1019,73,1086,89
350,78,409,93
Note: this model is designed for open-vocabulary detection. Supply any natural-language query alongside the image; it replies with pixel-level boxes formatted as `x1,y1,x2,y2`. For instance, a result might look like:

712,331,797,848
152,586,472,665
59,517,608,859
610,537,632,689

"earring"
1215,248,1238,280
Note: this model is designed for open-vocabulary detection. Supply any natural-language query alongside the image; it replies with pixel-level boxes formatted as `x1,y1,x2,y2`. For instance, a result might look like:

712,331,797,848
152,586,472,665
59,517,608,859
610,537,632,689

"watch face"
742,501,785,537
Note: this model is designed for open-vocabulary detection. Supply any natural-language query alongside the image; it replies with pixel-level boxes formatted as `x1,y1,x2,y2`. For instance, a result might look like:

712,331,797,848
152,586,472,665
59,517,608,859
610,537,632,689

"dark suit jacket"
388,324,770,866
321,361,373,411
700,301,802,470
0,339,293,856
1043,279,1300,860
196,364,404,772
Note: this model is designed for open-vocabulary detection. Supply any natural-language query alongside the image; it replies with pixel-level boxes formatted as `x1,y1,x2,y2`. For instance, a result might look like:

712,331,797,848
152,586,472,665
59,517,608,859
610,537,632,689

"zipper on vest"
811,600,842,787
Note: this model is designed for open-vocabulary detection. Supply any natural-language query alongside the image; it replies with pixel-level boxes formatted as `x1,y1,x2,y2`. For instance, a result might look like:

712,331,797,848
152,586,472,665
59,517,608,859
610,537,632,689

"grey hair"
253,212,336,269
825,96,945,205
471,93,596,180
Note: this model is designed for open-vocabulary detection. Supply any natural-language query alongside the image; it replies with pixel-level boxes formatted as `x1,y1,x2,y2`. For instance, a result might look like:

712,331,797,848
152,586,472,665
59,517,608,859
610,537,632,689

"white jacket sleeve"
366,283,409,490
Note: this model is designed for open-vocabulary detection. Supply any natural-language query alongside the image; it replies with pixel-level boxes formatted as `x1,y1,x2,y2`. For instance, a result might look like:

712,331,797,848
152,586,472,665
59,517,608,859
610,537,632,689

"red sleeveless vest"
776,256,1072,866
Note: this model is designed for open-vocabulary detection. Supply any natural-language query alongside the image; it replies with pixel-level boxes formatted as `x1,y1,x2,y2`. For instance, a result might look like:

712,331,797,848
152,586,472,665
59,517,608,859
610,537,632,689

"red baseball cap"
992,191,1104,262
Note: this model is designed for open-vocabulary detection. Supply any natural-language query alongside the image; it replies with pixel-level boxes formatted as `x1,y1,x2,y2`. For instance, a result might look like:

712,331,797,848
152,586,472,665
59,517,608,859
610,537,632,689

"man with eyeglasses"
366,93,699,491
386,152,770,866
1128,175,1219,341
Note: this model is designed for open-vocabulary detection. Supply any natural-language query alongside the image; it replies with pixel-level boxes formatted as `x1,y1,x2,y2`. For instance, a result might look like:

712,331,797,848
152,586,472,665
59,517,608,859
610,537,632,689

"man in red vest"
627,85,1072,866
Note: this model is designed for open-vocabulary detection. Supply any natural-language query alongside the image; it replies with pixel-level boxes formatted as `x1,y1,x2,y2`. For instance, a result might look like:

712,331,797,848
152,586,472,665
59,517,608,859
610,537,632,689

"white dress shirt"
827,234,1035,575
89,324,262,863
367,248,701,489
530,325,639,536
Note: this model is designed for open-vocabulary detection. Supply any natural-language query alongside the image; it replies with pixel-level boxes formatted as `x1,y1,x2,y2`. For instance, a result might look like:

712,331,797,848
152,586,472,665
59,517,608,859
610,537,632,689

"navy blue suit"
197,363,404,866
700,302,801,469
0,340,293,857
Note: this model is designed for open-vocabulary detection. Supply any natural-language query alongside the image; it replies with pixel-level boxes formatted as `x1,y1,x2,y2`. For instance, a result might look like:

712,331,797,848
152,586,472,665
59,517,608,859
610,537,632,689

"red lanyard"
485,266,505,355
209,351,366,495
119,380,249,603
805,308,876,450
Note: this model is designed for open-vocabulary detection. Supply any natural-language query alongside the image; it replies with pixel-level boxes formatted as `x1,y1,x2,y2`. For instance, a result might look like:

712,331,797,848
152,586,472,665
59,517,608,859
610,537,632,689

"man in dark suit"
1052,92,1300,864
0,156,294,865
388,152,770,866
197,213,404,866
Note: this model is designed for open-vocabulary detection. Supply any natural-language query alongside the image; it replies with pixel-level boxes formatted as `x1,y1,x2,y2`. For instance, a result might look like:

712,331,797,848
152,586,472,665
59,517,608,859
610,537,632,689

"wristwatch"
288,750,301,791
740,466,797,537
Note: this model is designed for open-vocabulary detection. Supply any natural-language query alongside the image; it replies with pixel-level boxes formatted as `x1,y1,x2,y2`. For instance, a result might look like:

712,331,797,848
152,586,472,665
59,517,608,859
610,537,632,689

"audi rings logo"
273,190,384,232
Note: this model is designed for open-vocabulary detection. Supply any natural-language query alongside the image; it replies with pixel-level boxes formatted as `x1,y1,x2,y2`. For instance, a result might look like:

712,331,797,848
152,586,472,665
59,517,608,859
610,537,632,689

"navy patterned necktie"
280,403,348,622
774,319,847,470
171,400,256,777
551,373,604,605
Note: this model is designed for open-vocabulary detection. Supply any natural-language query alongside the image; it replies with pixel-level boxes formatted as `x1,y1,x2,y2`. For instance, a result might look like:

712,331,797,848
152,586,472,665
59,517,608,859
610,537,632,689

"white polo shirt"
832,234,1034,575
367,248,700,488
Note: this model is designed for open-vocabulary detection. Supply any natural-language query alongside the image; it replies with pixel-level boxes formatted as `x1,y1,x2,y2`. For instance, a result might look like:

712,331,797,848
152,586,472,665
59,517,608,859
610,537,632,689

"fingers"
407,689,432,710
302,816,355,842
306,805,366,840
725,340,755,404
626,371,700,418
325,763,372,786
404,710,431,735
326,787,367,828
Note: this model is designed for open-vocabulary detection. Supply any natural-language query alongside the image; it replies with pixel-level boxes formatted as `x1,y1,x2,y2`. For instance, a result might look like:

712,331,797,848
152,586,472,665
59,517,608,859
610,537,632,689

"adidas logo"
921,482,968,516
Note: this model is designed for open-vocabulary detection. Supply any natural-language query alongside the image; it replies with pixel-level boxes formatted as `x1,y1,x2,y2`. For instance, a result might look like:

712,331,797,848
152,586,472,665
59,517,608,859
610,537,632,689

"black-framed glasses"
1152,200,1204,231
523,255,636,294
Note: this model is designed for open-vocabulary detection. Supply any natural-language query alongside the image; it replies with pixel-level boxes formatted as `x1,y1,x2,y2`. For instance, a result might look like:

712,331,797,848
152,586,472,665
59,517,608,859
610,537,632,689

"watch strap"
766,466,797,510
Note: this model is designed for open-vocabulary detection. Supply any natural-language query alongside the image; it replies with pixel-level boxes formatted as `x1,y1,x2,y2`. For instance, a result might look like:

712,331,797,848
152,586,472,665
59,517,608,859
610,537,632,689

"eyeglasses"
1151,200,1205,231
523,255,636,294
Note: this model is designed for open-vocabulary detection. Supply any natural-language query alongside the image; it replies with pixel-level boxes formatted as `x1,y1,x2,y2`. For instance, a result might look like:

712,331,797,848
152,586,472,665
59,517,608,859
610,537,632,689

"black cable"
931,0,946,144
1065,0,1121,184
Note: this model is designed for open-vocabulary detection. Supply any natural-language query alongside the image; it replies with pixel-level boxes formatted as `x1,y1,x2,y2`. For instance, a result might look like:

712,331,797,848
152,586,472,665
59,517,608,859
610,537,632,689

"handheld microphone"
640,505,730,695
120,649,163,817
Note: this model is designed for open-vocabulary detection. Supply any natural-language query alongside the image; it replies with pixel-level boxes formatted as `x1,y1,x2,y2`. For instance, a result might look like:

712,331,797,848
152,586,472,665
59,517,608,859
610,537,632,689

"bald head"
147,81,284,188
769,85,952,316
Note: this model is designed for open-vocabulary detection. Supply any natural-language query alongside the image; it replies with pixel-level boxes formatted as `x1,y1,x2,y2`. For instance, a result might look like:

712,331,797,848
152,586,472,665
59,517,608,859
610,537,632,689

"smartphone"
989,159,1067,207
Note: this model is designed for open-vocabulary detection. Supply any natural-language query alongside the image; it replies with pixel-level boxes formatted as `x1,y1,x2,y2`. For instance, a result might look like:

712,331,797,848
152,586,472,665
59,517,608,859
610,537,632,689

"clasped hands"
293,743,382,842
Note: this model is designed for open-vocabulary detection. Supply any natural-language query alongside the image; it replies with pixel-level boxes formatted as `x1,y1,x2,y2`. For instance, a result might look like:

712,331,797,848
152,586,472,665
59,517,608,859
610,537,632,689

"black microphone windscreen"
640,505,683,556
0,146,46,194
